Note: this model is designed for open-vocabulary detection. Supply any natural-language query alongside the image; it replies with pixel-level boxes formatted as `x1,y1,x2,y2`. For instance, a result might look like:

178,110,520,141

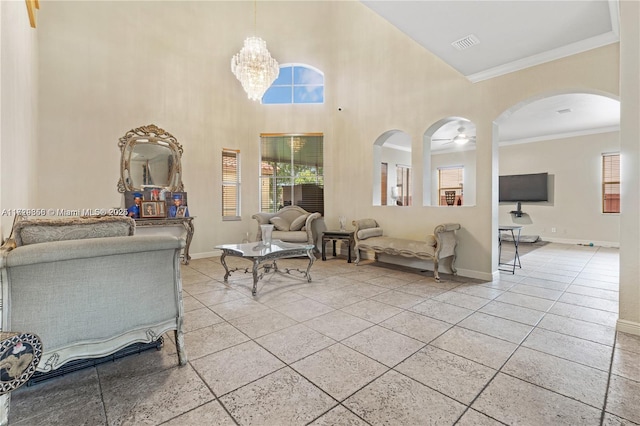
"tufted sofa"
252,205,321,247
352,218,461,281
0,215,187,374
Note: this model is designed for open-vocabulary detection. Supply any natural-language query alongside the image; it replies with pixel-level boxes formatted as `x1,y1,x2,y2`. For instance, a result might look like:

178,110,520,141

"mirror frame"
117,124,184,193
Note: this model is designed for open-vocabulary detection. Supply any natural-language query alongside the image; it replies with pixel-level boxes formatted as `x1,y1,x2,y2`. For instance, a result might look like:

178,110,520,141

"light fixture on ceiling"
453,127,470,145
231,2,279,102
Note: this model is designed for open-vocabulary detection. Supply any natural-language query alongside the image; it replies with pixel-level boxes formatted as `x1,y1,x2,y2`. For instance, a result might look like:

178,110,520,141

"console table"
498,225,522,274
135,217,194,264
321,230,355,263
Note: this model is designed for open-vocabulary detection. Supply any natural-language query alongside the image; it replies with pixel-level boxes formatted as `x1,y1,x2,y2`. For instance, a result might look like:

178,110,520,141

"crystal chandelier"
231,36,279,102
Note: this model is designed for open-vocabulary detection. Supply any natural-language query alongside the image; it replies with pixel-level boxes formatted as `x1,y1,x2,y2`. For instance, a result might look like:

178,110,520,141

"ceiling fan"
432,126,476,145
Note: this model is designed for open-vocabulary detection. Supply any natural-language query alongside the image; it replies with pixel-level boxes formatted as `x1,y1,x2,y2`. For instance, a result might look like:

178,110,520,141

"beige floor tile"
370,289,426,309
255,323,336,364
182,294,206,312
456,408,505,425
308,405,369,425
228,308,299,339
380,310,451,343
558,292,619,313
452,284,505,300
478,300,545,326
612,347,640,382
342,325,424,367
219,367,336,425
409,299,474,324
507,283,564,300
606,374,640,424
458,311,534,344
601,412,640,426
496,290,556,311
340,299,403,323
192,288,247,306
182,307,225,333
183,322,249,360
208,297,270,321
191,341,285,396
101,365,214,425
305,288,366,309
503,347,609,407
163,401,236,425
522,327,613,371
431,326,518,369
549,302,618,327
537,313,616,346
433,291,492,310
304,310,374,341
565,284,619,301
274,297,335,322
394,281,449,298
10,368,102,424
291,343,388,401
344,370,465,425
616,332,640,354
396,345,496,404
472,373,601,425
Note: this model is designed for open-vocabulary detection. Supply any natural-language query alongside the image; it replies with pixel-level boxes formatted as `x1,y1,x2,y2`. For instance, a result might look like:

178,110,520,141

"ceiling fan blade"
431,138,452,141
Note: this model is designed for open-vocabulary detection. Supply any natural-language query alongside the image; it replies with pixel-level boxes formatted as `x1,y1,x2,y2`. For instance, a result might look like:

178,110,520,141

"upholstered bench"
352,219,461,281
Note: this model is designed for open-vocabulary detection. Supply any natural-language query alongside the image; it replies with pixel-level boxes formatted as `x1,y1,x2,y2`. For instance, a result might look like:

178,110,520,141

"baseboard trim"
191,250,220,260
617,319,640,336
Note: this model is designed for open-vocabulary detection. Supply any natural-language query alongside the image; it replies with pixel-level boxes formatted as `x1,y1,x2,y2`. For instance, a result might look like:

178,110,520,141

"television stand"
510,202,524,217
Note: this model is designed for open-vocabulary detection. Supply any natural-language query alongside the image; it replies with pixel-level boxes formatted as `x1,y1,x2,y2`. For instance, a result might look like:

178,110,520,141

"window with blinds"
602,153,620,214
222,149,240,220
438,167,464,206
260,134,324,215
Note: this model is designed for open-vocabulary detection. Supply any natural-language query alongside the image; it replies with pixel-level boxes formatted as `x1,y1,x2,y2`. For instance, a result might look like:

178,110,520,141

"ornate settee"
252,205,321,246
0,216,187,374
352,218,461,281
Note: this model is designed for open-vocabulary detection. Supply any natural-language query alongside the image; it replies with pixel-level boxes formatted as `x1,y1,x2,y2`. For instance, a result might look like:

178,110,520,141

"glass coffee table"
215,240,315,296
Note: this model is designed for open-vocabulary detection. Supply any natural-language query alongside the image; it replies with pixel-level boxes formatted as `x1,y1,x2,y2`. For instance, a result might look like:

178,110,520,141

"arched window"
262,64,324,104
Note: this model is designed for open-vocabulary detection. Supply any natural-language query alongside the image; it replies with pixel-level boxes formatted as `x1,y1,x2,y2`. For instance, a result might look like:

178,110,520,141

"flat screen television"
499,172,548,202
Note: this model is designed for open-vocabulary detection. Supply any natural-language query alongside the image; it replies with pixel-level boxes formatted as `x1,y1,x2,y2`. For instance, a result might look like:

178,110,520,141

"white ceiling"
362,0,621,150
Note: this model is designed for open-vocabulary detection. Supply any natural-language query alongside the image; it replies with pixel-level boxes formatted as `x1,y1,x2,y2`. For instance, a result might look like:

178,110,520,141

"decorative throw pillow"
290,214,309,231
357,227,383,240
269,216,290,231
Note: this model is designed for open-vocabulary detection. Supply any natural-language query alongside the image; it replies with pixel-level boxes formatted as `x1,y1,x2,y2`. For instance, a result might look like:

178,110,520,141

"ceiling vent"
557,108,572,114
451,34,480,51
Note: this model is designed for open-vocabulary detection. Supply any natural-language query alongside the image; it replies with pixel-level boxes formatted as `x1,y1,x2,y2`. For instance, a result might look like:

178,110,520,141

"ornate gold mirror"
117,124,184,193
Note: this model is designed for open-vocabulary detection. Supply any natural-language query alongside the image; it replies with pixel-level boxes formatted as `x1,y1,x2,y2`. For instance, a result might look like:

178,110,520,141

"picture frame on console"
166,192,189,218
140,201,166,219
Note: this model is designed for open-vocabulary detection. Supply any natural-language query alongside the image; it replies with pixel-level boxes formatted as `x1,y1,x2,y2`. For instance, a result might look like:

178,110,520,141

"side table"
498,225,523,274
322,230,355,263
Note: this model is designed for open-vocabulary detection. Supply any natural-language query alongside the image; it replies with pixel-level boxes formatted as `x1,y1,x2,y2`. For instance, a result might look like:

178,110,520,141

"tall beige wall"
0,1,38,241
498,131,620,246
618,0,640,334
32,1,623,283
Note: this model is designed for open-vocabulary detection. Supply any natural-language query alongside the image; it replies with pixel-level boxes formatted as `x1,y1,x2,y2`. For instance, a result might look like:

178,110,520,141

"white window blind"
222,149,240,219
438,167,464,206
602,153,620,214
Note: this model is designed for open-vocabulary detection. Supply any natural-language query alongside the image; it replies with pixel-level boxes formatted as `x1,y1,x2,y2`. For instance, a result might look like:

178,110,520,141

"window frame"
262,63,325,105
259,133,324,215
438,166,464,206
222,148,241,221
602,152,620,214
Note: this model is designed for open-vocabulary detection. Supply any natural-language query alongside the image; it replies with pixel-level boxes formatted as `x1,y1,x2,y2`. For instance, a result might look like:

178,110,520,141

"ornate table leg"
181,218,195,265
252,258,261,296
220,251,231,283
304,249,315,282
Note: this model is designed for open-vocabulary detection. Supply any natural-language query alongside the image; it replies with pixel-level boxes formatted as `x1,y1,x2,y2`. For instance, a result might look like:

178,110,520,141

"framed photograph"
140,200,166,219
166,192,190,218
176,206,188,218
